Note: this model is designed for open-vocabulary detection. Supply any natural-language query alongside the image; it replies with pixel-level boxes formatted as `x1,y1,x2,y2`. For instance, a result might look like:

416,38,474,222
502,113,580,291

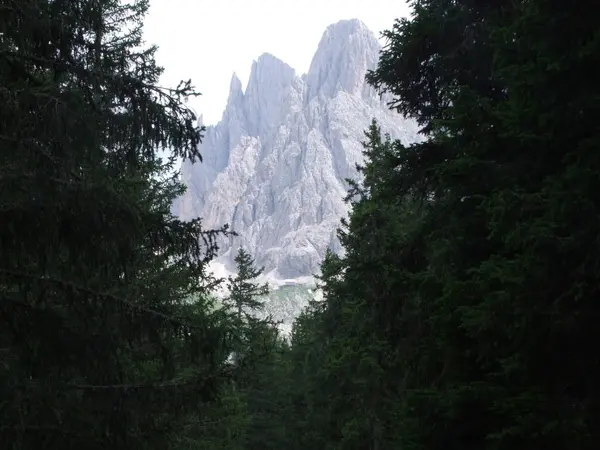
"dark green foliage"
238,320,289,450
170,248,287,450
223,249,288,450
266,1,600,449
170,382,249,450
0,0,230,448
362,1,600,448
225,248,269,324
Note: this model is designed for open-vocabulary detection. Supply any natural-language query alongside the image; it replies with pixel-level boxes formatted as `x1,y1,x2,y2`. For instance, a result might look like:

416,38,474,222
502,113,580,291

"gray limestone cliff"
174,19,420,281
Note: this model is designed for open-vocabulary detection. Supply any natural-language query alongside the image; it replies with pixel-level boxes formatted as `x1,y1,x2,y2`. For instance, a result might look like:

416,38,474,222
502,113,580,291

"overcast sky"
143,0,411,125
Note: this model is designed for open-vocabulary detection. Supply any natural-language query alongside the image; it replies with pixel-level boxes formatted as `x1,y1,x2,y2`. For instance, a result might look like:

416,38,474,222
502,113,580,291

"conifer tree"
280,2,600,449
225,248,269,324
366,0,600,448
0,0,229,448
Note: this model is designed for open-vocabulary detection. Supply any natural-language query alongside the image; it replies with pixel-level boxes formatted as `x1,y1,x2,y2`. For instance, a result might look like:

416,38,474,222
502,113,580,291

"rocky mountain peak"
244,53,297,137
174,19,421,281
305,19,380,101
226,72,244,107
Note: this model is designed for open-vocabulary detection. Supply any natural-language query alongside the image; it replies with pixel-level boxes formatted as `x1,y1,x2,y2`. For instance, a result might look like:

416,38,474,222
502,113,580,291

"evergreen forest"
1,0,599,449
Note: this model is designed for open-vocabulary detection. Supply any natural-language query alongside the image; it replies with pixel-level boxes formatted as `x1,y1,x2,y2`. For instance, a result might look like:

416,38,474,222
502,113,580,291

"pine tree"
220,248,292,450
0,0,229,448
225,248,269,324
363,1,600,448
281,1,600,448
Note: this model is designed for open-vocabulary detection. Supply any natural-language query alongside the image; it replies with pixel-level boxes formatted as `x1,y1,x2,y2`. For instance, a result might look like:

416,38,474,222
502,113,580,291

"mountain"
173,19,420,283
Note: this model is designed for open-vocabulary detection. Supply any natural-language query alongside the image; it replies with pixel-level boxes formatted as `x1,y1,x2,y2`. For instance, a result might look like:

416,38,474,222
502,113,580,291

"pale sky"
143,0,411,125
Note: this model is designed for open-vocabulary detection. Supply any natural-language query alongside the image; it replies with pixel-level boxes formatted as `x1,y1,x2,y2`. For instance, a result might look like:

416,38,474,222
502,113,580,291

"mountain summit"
174,19,420,281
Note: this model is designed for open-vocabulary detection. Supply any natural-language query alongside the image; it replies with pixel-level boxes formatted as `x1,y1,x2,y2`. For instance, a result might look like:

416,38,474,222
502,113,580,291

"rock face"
174,19,420,280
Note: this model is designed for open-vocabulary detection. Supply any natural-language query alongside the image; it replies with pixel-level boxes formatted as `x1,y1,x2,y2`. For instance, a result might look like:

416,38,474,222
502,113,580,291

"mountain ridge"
174,19,420,282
